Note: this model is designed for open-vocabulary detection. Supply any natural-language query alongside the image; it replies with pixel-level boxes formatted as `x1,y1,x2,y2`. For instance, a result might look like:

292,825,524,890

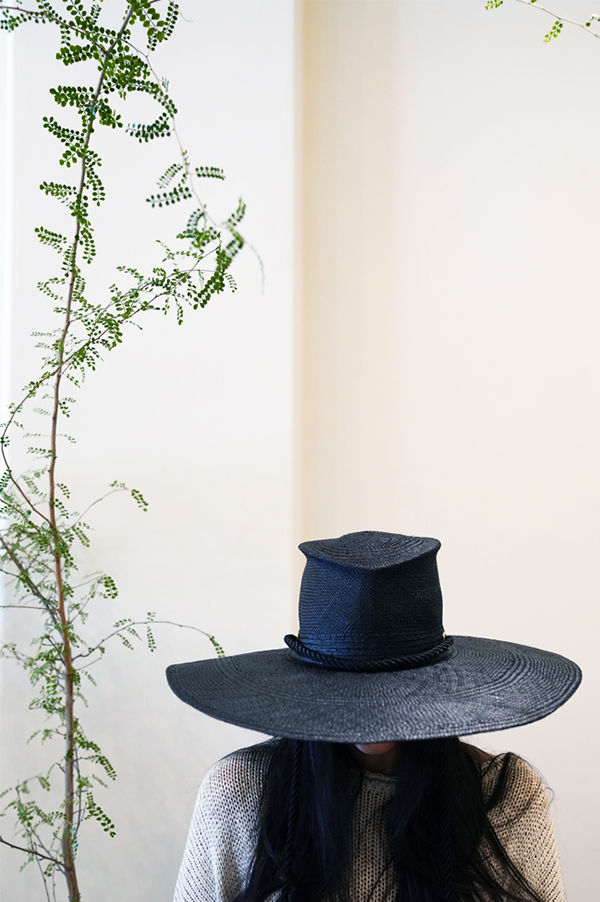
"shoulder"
481,753,555,839
481,752,550,805
173,741,281,902
480,754,566,900
463,742,549,806
197,739,280,819
202,738,280,791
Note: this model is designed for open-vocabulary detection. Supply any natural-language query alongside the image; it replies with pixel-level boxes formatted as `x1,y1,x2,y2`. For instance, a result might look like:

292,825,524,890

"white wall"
2,0,598,899
394,4,599,895
0,2,295,900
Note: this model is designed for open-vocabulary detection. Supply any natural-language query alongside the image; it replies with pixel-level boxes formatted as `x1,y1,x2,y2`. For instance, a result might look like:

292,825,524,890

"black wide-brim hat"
166,532,582,743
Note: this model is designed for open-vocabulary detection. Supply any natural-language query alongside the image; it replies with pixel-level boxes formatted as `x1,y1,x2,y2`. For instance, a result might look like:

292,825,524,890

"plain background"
1,1,599,898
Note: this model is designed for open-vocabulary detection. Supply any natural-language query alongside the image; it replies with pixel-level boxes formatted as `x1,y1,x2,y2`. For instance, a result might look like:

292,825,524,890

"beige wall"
298,0,599,895
300,0,401,539
1,0,598,898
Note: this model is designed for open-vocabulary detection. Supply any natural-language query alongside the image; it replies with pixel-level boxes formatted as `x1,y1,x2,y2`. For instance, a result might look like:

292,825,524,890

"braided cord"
280,739,303,902
284,635,454,672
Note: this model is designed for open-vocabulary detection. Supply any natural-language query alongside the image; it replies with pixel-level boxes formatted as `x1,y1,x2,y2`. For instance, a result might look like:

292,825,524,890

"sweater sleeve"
173,746,272,902
484,756,567,902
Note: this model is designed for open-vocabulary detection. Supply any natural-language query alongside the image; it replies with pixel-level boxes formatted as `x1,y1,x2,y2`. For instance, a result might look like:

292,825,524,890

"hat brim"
166,636,581,743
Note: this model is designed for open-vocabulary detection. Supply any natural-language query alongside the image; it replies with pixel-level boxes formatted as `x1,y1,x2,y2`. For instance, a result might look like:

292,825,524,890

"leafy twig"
488,0,600,43
0,835,63,866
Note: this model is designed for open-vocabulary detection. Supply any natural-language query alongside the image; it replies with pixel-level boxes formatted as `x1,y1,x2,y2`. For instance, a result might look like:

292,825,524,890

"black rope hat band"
284,634,454,672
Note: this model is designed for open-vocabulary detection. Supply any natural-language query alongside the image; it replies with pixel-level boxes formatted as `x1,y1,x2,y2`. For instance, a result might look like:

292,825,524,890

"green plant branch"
13,780,64,866
0,536,58,619
0,604,51,609
513,0,600,39
0,493,51,534
65,487,127,531
0,452,54,528
47,18,137,897
489,0,600,42
0,541,58,586
0,3,241,898
73,619,224,662
140,49,263,283
0,834,63,866
0,4,107,50
1,248,209,459
0,268,210,545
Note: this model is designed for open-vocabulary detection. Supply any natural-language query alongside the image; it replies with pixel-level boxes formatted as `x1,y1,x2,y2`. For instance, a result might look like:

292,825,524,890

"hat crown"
296,531,444,663
167,526,582,742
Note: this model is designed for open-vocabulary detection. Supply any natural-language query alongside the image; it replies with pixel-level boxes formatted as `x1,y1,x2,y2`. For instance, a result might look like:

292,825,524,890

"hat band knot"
283,634,454,672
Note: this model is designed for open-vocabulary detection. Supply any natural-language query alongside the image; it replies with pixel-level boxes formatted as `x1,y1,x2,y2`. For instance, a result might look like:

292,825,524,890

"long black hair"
234,738,545,902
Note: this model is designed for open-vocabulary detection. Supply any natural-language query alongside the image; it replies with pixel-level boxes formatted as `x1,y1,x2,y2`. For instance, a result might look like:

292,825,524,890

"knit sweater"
173,742,566,902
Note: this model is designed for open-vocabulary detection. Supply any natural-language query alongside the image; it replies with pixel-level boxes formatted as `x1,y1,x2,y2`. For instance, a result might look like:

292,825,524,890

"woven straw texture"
166,636,581,742
297,533,443,659
167,531,581,740
173,742,566,902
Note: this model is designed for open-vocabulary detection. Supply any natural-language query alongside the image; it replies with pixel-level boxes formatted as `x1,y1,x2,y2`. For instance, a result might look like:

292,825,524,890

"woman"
167,531,581,902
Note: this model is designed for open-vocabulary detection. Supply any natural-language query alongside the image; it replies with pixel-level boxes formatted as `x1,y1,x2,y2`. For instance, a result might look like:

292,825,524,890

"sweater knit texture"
173,742,566,902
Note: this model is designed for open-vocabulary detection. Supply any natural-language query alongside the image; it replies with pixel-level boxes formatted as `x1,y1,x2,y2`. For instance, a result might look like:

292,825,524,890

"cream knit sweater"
173,742,566,902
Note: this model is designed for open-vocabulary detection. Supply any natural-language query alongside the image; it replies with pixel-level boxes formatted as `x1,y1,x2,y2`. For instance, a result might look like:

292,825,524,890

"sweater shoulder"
173,741,279,902
481,753,550,813
481,754,566,901
198,739,278,817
